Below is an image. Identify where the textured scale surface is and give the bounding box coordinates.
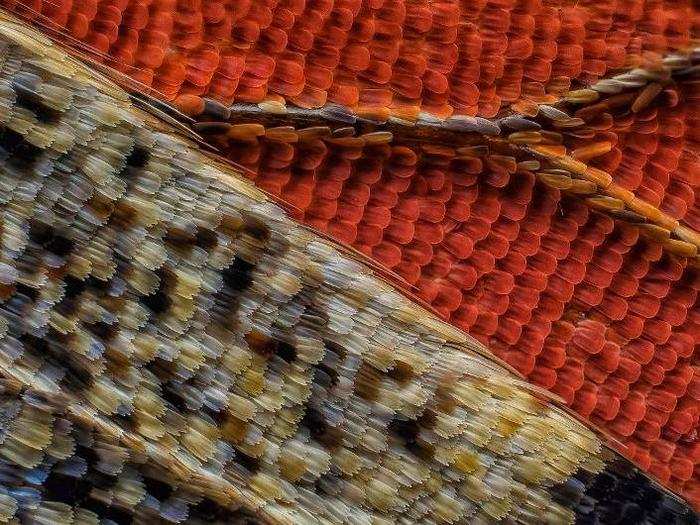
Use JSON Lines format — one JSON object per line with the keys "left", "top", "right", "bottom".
{"left": 0, "top": 13, "right": 694, "bottom": 525}
{"left": 4, "top": 0, "right": 700, "bottom": 508}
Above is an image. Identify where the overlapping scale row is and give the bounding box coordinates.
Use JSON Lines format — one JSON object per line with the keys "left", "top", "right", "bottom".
{"left": 0, "top": 14, "right": 696, "bottom": 525}
{"left": 2, "top": 0, "right": 700, "bottom": 120}
{"left": 154, "top": 55, "right": 700, "bottom": 508}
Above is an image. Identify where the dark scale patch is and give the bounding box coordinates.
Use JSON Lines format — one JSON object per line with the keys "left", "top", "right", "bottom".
{"left": 161, "top": 382, "right": 187, "bottom": 413}
{"left": 45, "top": 233, "right": 74, "bottom": 257}
{"left": 82, "top": 496, "right": 133, "bottom": 525}
{"left": 312, "top": 364, "right": 337, "bottom": 389}
{"left": 387, "top": 360, "right": 414, "bottom": 383}
{"left": 12, "top": 82, "right": 62, "bottom": 123}
{"left": 233, "top": 448, "right": 260, "bottom": 474}
{"left": 222, "top": 257, "right": 255, "bottom": 291}
{"left": 195, "top": 227, "right": 218, "bottom": 250}
{"left": 353, "top": 361, "right": 382, "bottom": 401}
{"left": 324, "top": 340, "right": 347, "bottom": 361}
{"left": 140, "top": 268, "right": 172, "bottom": 314}
{"left": 242, "top": 216, "right": 271, "bottom": 243}
{"left": 301, "top": 406, "right": 328, "bottom": 439}
{"left": 20, "top": 331, "right": 93, "bottom": 390}
{"left": 63, "top": 274, "right": 88, "bottom": 300}
{"left": 14, "top": 282, "right": 38, "bottom": 302}
{"left": 164, "top": 226, "right": 197, "bottom": 253}
{"left": 143, "top": 474, "right": 175, "bottom": 502}
{"left": 244, "top": 331, "right": 296, "bottom": 363}
{"left": 275, "top": 341, "right": 296, "bottom": 363}
{"left": 125, "top": 145, "right": 150, "bottom": 168}
{"left": 43, "top": 471, "right": 94, "bottom": 506}
{"left": 28, "top": 220, "right": 55, "bottom": 246}
{"left": 388, "top": 415, "right": 435, "bottom": 461}
{"left": 89, "top": 321, "right": 118, "bottom": 341}
{"left": 388, "top": 416, "right": 420, "bottom": 445}
{"left": 550, "top": 460, "right": 700, "bottom": 525}
{"left": 0, "top": 127, "right": 43, "bottom": 166}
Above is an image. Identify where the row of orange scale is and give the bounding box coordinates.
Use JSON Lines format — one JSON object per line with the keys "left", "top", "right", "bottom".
{"left": 2, "top": 0, "right": 700, "bottom": 511}
{"left": 4, "top": 0, "right": 699, "bottom": 117}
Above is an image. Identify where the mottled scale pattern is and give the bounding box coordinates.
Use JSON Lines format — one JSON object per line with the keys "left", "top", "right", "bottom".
{"left": 0, "top": 13, "right": 695, "bottom": 525}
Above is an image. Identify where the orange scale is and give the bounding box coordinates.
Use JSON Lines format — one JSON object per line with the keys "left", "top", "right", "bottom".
{"left": 584, "top": 358, "right": 610, "bottom": 384}
{"left": 470, "top": 310, "right": 501, "bottom": 338}
{"left": 624, "top": 257, "right": 651, "bottom": 280}
{"left": 584, "top": 265, "right": 615, "bottom": 289}
{"left": 545, "top": 274, "right": 576, "bottom": 302}
{"left": 306, "top": 198, "right": 338, "bottom": 220}
{"left": 433, "top": 282, "right": 464, "bottom": 313}
{"left": 537, "top": 338, "right": 567, "bottom": 367}
{"left": 647, "top": 388, "right": 680, "bottom": 415}
{"left": 537, "top": 294, "right": 564, "bottom": 321}
{"left": 67, "top": 12, "right": 91, "bottom": 37}
{"left": 413, "top": 220, "right": 444, "bottom": 245}
{"left": 622, "top": 337, "right": 655, "bottom": 365}
{"left": 326, "top": 219, "right": 358, "bottom": 244}
{"left": 492, "top": 315, "right": 523, "bottom": 346}
{"left": 392, "top": 261, "right": 421, "bottom": 284}
{"left": 556, "top": 359, "right": 585, "bottom": 389}
{"left": 477, "top": 232, "right": 509, "bottom": 259}
{"left": 614, "top": 313, "right": 645, "bottom": 340}
{"left": 497, "top": 200, "right": 527, "bottom": 222}
{"left": 518, "top": 321, "right": 552, "bottom": 355}
{"left": 602, "top": 375, "right": 631, "bottom": 401}
{"left": 121, "top": 4, "right": 149, "bottom": 29}
{"left": 504, "top": 301, "right": 534, "bottom": 325}
{"left": 539, "top": 235, "right": 571, "bottom": 260}
{"left": 568, "top": 240, "right": 595, "bottom": 265}
{"left": 572, "top": 383, "right": 599, "bottom": 416}
{"left": 615, "top": 357, "right": 642, "bottom": 383}
{"left": 474, "top": 270, "right": 512, "bottom": 299}
{"left": 610, "top": 414, "right": 639, "bottom": 437}
{"left": 627, "top": 293, "right": 662, "bottom": 319}
{"left": 367, "top": 186, "right": 398, "bottom": 208}
{"left": 665, "top": 333, "right": 695, "bottom": 360}
{"left": 556, "top": 258, "right": 587, "bottom": 284}
{"left": 258, "top": 26, "right": 289, "bottom": 54}
{"left": 519, "top": 268, "right": 548, "bottom": 292}
{"left": 581, "top": 58, "right": 607, "bottom": 77}
{"left": 439, "top": 231, "right": 473, "bottom": 259}
{"left": 530, "top": 366, "right": 558, "bottom": 389}
{"left": 501, "top": 350, "right": 536, "bottom": 376}
{"left": 469, "top": 196, "right": 502, "bottom": 224}
{"left": 315, "top": 179, "right": 344, "bottom": 201}
{"left": 469, "top": 249, "right": 498, "bottom": 277}
{"left": 446, "top": 262, "right": 478, "bottom": 290}
{"left": 388, "top": 197, "right": 418, "bottom": 222}
{"left": 662, "top": 366, "right": 694, "bottom": 396}
{"left": 641, "top": 363, "right": 670, "bottom": 390}
{"left": 355, "top": 223, "right": 384, "bottom": 246}
{"left": 340, "top": 183, "right": 371, "bottom": 207}
{"left": 510, "top": 231, "right": 541, "bottom": 257}
{"left": 498, "top": 251, "right": 527, "bottom": 276}
{"left": 384, "top": 217, "right": 415, "bottom": 244}
{"left": 591, "top": 340, "right": 621, "bottom": 373}
{"left": 416, "top": 199, "right": 445, "bottom": 223}
{"left": 425, "top": 251, "right": 457, "bottom": 279}
{"left": 460, "top": 217, "right": 491, "bottom": 242}
{"left": 669, "top": 456, "right": 695, "bottom": 482}
{"left": 335, "top": 203, "right": 366, "bottom": 224}
{"left": 510, "top": 284, "right": 540, "bottom": 310}
{"left": 85, "top": 30, "right": 113, "bottom": 53}
{"left": 660, "top": 192, "right": 689, "bottom": 219}
{"left": 597, "top": 293, "right": 629, "bottom": 321}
